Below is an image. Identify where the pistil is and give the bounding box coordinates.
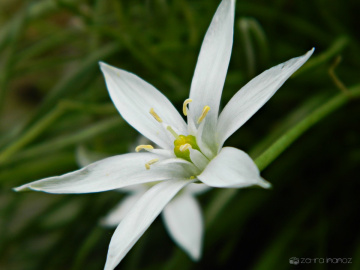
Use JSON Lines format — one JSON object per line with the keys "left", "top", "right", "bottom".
{"left": 179, "top": 143, "right": 192, "bottom": 152}
{"left": 173, "top": 135, "right": 200, "bottom": 162}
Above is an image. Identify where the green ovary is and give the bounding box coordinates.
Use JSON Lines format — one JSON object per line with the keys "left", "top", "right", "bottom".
{"left": 174, "top": 135, "right": 200, "bottom": 162}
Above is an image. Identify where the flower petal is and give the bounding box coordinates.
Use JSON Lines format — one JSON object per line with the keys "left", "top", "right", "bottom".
{"left": 189, "top": 148, "right": 209, "bottom": 172}
{"left": 156, "top": 158, "right": 200, "bottom": 176}
{"left": 101, "top": 192, "right": 146, "bottom": 227}
{"left": 147, "top": 149, "right": 175, "bottom": 158}
{"left": 184, "top": 183, "right": 211, "bottom": 195}
{"left": 117, "top": 184, "right": 146, "bottom": 194}
{"left": 162, "top": 193, "right": 203, "bottom": 261}
{"left": 100, "top": 62, "right": 187, "bottom": 149}
{"left": 198, "top": 147, "right": 271, "bottom": 188}
{"left": 104, "top": 179, "right": 193, "bottom": 270}
{"left": 189, "top": 0, "right": 235, "bottom": 150}
{"left": 195, "top": 119, "right": 216, "bottom": 159}
{"left": 14, "top": 153, "right": 190, "bottom": 194}
{"left": 216, "top": 48, "right": 314, "bottom": 148}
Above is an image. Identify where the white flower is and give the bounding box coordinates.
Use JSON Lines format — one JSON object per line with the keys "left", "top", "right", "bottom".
{"left": 76, "top": 145, "right": 208, "bottom": 260}
{"left": 14, "top": 0, "right": 314, "bottom": 269}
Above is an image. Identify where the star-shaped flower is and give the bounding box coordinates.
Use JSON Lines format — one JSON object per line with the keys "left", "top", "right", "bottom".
{"left": 15, "top": 0, "right": 314, "bottom": 269}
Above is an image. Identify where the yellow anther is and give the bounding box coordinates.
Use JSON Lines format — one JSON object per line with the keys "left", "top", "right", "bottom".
{"left": 179, "top": 143, "right": 192, "bottom": 152}
{"left": 135, "top": 145, "right": 154, "bottom": 152}
{"left": 190, "top": 176, "right": 196, "bottom": 179}
{"left": 182, "top": 99, "right": 193, "bottom": 116}
{"left": 149, "top": 108, "right": 163, "bottom": 123}
{"left": 145, "top": 158, "right": 159, "bottom": 170}
{"left": 197, "top": 105, "right": 210, "bottom": 124}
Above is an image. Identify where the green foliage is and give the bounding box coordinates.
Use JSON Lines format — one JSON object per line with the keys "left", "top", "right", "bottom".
{"left": 0, "top": 0, "right": 359, "bottom": 269}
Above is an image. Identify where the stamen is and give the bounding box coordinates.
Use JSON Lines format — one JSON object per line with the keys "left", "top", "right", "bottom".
{"left": 179, "top": 143, "right": 192, "bottom": 152}
{"left": 135, "top": 145, "right": 154, "bottom": 152}
{"left": 166, "top": 126, "right": 179, "bottom": 139}
{"left": 190, "top": 176, "right": 196, "bottom": 179}
{"left": 145, "top": 158, "right": 159, "bottom": 170}
{"left": 197, "top": 105, "right": 210, "bottom": 124}
{"left": 182, "top": 99, "right": 193, "bottom": 116}
{"left": 149, "top": 108, "right": 163, "bottom": 123}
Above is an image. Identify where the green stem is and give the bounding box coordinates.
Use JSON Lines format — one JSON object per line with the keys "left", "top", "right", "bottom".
{"left": 26, "top": 42, "right": 120, "bottom": 128}
{"left": 0, "top": 99, "right": 119, "bottom": 165}
{"left": 71, "top": 227, "right": 104, "bottom": 270}
{"left": 255, "top": 84, "right": 360, "bottom": 171}
{"left": 11, "top": 117, "right": 121, "bottom": 165}
{"left": 238, "top": 18, "right": 256, "bottom": 77}
{"left": 0, "top": 107, "right": 64, "bottom": 164}
{"left": 13, "top": 31, "right": 75, "bottom": 63}
{"left": 0, "top": 152, "right": 76, "bottom": 185}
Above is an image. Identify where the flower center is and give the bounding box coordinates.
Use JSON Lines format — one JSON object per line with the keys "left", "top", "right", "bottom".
{"left": 140, "top": 100, "right": 210, "bottom": 169}
{"left": 173, "top": 135, "right": 200, "bottom": 162}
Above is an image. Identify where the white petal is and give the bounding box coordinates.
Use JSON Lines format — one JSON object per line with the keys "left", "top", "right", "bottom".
{"left": 147, "top": 149, "right": 175, "bottom": 158}
{"left": 198, "top": 147, "right": 271, "bottom": 188}
{"left": 14, "top": 153, "right": 190, "bottom": 194}
{"left": 101, "top": 192, "right": 146, "bottom": 227}
{"left": 189, "top": 148, "right": 209, "bottom": 172}
{"left": 216, "top": 48, "right": 314, "bottom": 148}
{"left": 184, "top": 183, "right": 211, "bottom": 195}
{"left": 189, "top": 0, "right": 235, "bottom": 149}
{"left": 195, "top": 119, "right": 216, "bottom": 159}
{"left": 100, "top": 62, "right": 187, "bottom": 149}
{"left": 162, "top": 193, "right": 203, "bottom": 261}
{"left": 104, "top": 179, "right": 192, "bottom": 270}
{"left": 117, "top": 184, "right": 146, "bottom": 194}
{"left": 156, "top": 158, "right": 193, "bottom": 166}
{"left": 155, "top": 158, "right": 200, "bottom": 176}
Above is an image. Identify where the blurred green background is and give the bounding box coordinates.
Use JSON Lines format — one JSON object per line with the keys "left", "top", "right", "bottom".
{"left": 0, "top": 0, "right": 359, "bottom": 269}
